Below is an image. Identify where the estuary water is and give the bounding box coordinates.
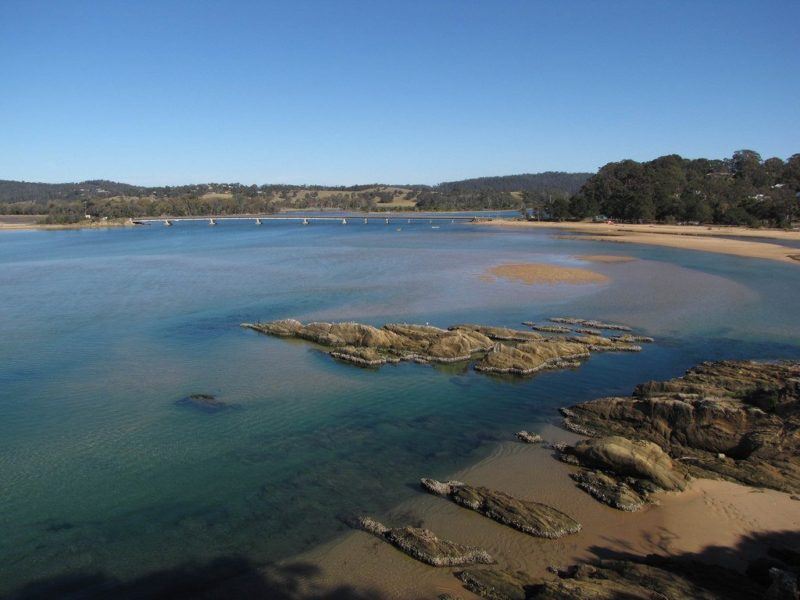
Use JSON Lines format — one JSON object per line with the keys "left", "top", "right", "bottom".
{"left": 1, "top": 219, "right": 799, "bottom": 597}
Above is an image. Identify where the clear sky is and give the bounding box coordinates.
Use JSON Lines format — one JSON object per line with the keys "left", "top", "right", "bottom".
{"left": 2, "top": 1, "right": 798, "bottom": 186}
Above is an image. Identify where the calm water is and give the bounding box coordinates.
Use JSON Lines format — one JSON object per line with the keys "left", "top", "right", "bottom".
{"left": 1, "top": 220, "right": 799, "bottom": 597}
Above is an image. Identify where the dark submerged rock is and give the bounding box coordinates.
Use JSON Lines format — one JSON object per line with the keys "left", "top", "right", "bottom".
{"left": 176, "top": 393, "right": 230, "bottom": 413}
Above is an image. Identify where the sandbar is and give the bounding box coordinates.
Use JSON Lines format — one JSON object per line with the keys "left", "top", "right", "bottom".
{"left": 485, "top": 263, "right": 609, "bottom": 285}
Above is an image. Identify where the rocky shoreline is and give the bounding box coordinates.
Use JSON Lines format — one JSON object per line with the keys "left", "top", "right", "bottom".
{"left": 240, "top": 316, "right": 797, "bottom": 598}
{"left": 561, "top": 360, "right": 800, "bottom": 494}
{"left": 345, "top": 359, "right": 800, "bottom": 599}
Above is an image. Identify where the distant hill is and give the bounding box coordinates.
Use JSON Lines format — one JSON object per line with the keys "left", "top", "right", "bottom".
{"left": 0, "top": 179, "right": 145, "bottom": 204}
{"left": 436, "top": 172, "right": 592, "bottom": 194}
{"left": 0, "top": 171, "right": 592, "bottom": 206}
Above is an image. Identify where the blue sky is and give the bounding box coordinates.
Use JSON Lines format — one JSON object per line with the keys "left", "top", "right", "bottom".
{"left": 1, "top": 1, "right": 798, "bottom": 185}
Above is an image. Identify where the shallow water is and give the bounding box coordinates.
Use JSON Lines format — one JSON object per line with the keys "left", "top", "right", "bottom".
{"left": 1, "top": 219, "right": 799, "bottom": 596}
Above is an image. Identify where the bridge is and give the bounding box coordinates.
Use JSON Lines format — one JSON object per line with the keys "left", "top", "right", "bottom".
{"left": 131, "top": 214, "right": 480, "bottom": 227}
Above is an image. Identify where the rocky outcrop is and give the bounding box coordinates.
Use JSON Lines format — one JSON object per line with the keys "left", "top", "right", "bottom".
{"left": 516, "top": 431, "right": 543, "bottom": 444}
{"left": 573, "top": 328, "right": 604, "bottom": 335}
{"left": 243, "top": 318, "right": 653, "bottom": 378}
{"left": 566, "top": 335, "right": 641, "bottom": 352}
{"left": 561, "top": 436, "right": 688, "bottom": 491}
{"left": 243, "top": 319, "right": 303, "bottom": 337}
{"left": 420, "top": 479, "right": 581, "bottom": 539}
{"left": 243, "top": 320, "right": 494, "bottom": 365}
{"left": 550, "top": 318, "right": 632, "bottom": 331}
{"left": 450, "top": 324, "right": 542, "bottom": 342}
{"left": 357, "top": 517, "right": 494, "bottom": 567}
{"left": 569, "top": 469, "right": 648, "bottom": 512}
{"left": 561, "top": 360, "right": 800, "bottom": 493}
{"left": 557, "top": 436, "right": 686, "bottom": 510}
{"left": 456, "top": 569, "right": 531, "bottom": 600}
{"left": 613, "top": 334, "right": 654, "bottom": 344}
{"left": 328, "top": 346, "right": 400, "bottom": 367}
{"left": 530, "top": 325, "right": 571, "bottom": 334}
{"left": 475, "top": 340, "right": 589, "bottom": 375}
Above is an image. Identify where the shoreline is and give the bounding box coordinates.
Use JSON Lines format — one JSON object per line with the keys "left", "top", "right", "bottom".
{"left": 273, "top": 424, "right": 799, "bottom": 598}
{"left": 0, "top": 218, "right": 133, "bottom": 231}
{"left": 476, "top": 219, "right": 800, "bottom": 264}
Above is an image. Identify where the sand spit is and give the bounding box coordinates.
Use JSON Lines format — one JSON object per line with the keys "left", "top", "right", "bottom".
{"left": 477, "top": 220, "right": 800, "bottom": 264}
{"left": 484, "top": 263, "right": 609, "bottom": 285}
{"left": 0, "top": 215, "right": 134, "bottom": 231}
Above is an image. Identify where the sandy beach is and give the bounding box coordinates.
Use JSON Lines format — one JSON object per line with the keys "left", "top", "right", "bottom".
{"left": 478, "top": 220, "right": 800, "bottom": 264}
{"left": 279, "top": 424, "right": 799, "bottom": 598}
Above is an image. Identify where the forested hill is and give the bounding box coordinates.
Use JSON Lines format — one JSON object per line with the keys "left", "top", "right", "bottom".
{"left": 0, "top": 179, "right": 144, "bottom": 204}
{"left": 436, "top": 171, "right": 591, "bottom": 194}
{"left": 564, "top": 150, "right": 800, "bottom": 227}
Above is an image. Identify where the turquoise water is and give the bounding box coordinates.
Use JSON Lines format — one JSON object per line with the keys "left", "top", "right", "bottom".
{"left": 1, "top": 220, "right": 799, "bottom": 597}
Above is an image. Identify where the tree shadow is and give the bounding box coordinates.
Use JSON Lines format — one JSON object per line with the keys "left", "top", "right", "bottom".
{"left": 584, "top": 529, "right": 800, "bottom": 598}
{"left": 8, "top": 555, "right": 384, "bottom": 600}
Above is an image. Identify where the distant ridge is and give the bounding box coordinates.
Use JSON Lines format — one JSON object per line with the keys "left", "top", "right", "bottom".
{"left": 436, "top": 171, "right": 592, "bottom": 194}
{"left": 0, "top": 172, "right": 592, "bottom": 205}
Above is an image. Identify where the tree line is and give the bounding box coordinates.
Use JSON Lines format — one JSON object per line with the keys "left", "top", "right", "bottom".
{"left": 561, "top": 150, "right": 800, "bottom": 227}
{"left": 1, "top": 152, "right": 797, "bottom": 226}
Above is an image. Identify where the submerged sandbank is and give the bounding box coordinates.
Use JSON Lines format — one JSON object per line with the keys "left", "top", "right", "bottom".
{"left": 484, "top": 263, "right": 609, "bottom": 285}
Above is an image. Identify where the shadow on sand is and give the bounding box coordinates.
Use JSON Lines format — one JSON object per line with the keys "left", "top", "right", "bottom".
{"left": 584, "top": 529, "right": 800, "bottom": 598}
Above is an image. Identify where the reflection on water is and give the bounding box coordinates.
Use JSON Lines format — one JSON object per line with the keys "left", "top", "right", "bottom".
{"left": 0, "top": 221, "right": 799, "bottom": 595}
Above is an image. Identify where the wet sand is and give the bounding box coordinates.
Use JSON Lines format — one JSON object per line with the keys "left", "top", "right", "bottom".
{"left": 479, "top": 220, "right": 800, "bottom": 264}
{"left": 286, "top": 424, "right": 799, "bottom": 598}
{"left": 485, "top": 263, "right": 609, "bottom": 285}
